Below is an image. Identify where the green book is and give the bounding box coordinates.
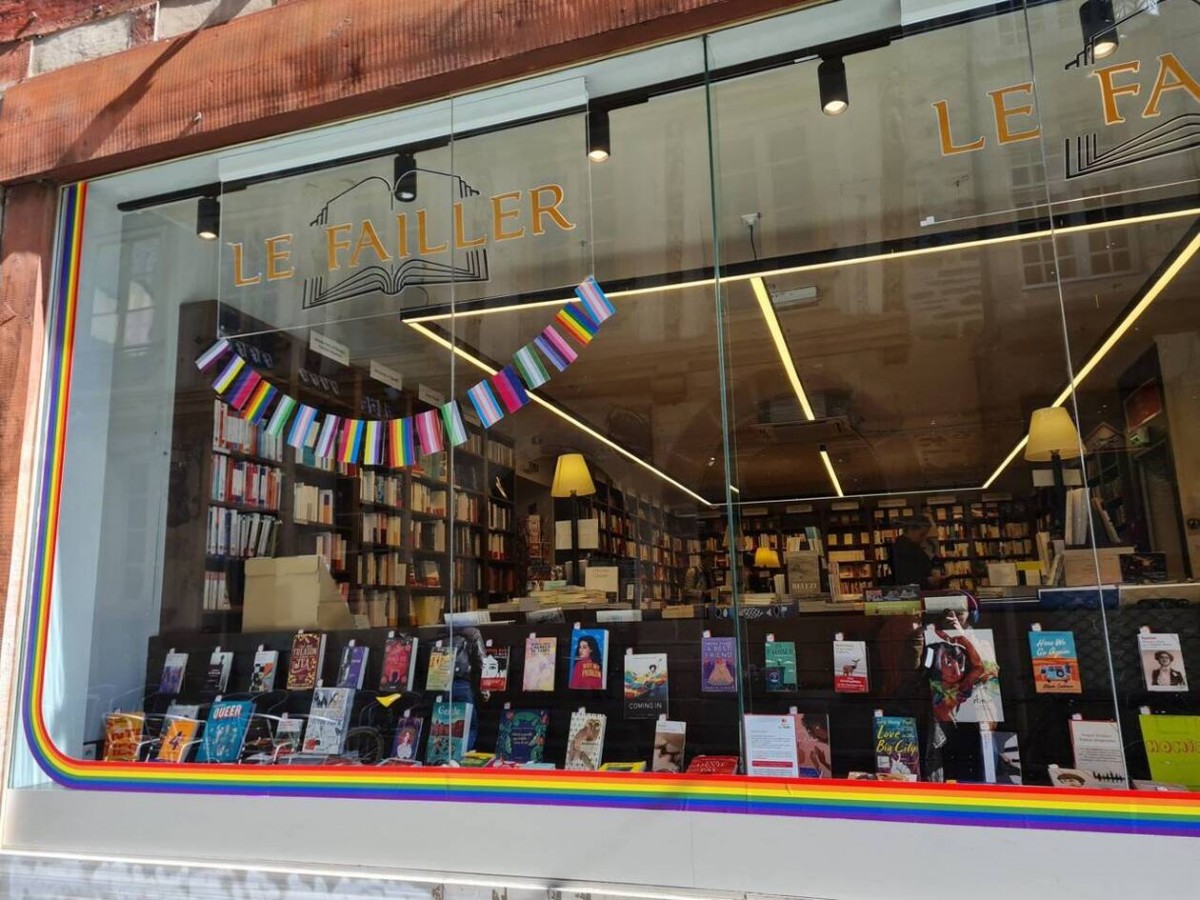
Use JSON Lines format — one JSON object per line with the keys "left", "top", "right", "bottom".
{"left": 764, "top": 641, "right": 797, "bottom": 691}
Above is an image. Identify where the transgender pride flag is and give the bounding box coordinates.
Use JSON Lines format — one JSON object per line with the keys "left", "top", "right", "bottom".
{"left": 467, "top": 380, "right": 504, "bottom": 427}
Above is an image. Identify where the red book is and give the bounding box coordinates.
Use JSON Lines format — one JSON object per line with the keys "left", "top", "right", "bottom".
{"left": 379, "top": 635, "right": 417, "bottom": 692}
{"left": 286, "top": 632, "right": 326, "bottom": 691}
{"left": 686, "top": 755, "right": 739, "bottom": 775}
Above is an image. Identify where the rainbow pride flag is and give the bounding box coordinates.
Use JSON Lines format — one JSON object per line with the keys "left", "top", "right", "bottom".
{"left": 416, "top": 410, "right": 445, "bottom": 456}
{"left": 467, "top": 380, "right": 504, "bottom": 427}
{"left": 287, "top": 404, "right": 319, "bottom": 449}
{"left": 339, "top": 419, "right": 364, "bottom": 464}
{"left": 441, "top": 400, "right": 468, "bottom": 447}
{"left": 195, "top": 338, "right": 231, "bottom": 371}
{"left": 575, "top": 276, "right": 616, "bottom": 323}
{"left": 535, "top": 325, "right": 577, "bottom": 372}
{"left": 243, "top": 381, "right": 277, "bottom": 425}
{"left": 492, "top": 365, "right": 530, "bottom": 413}
{"left": 266, "top": 395, "right": 298, "bottom": 438}
{"left": 555, "top": 302, "right": 599, "bottom": 346}
{"left": 212, "top": 355, "right": 245, "bottom": 394}
{"left": 513, "top": 343, "right": 550, "bottom": 389}
{"left": 363, "top": 420, "right": 383, "bottom": 466}
{"left": 388, "top": 419, "right": 416, "bottom": 468}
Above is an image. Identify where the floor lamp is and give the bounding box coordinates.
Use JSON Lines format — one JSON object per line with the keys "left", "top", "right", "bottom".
{"left": 551, "top": 453, "right": 596, "bottom": 585}
{"left": 1024, "top": 407, "right": 1082, "bottom": 537}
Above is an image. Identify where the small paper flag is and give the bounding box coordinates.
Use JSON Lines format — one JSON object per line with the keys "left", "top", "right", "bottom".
{"left": 513, "top": 343, "right": 550, "bottom": 389}
{"left": 287, "top": 404, "right": 319, "bottom": 449}
{"left": 535, "top": 325, "right": 577, "bottom": 372}
{"left": 492, "top": 365, "right": 529, "bottom": 414}
{"left": 304, "top": 419, "right": 320, "bottom": 449}
{"left": 243, "top": 381, "right": 277, "bottom": 425}
{"left": 195, "top": 339, "right": 231, "bottom": 371}
{"left": 440, "top": 400, "right": 468, "bottom": 448}
{"left": 555, "top": 302, "right": 599, "bottom": 346}
{"left": 467, "top": 380, "right": 504, "bottom": 428}
{"left": 388, "top": 419, "right": 416, "bottom": 468}
{"left": 416, "top": 410, "right": 445, "bottom": 456}
{"left": 363, "top": 420, "right": 383, "bottom": 466}
{"left": 575, "top": 276, "right": 616, "bottom": 323}
{"left": 339, "top": 419, "right": 364, "bottom": 465}
{"left": 212, "top": 355, "right": 245, "bottom": 394}
{"left": 315, "top": 415, "right": 341, "bottom": 459}
{"left": 266, "top": 395, "right": 298, "bottom": 438}
{"left": 228, "top": 368, "right": 263, "bottom": 410}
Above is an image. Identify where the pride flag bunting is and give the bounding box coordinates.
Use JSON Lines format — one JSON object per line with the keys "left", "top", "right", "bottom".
{"left": 228, "top": 369, "right": 263, "bottom": 410}
{"left": 363, "top": 420, "right": 383, "bottom": 466}
{"left": 287, "top": 404, "right": 319, "bottom": 449}
{"left": 212, "top": 356, "right": 245, "bottom": 394}
{"left": 266, "top": 395, "right": 298, "bottom": 438}
{"left": 416, "top": 410, "right": 445, "bottom": 456}
{"left": 535, "top": 326, "right": 577, "bottom": 372}
{"left": 492, "top": 365, "right": 530, "bottom": 414}
{"left": 555, "top": 302, "right": 599, "bottom": 346}
{"left": 388, "top": 419, "right": 416, "bottom": 468}
{"left": 315, "top": 415, "right": 341, "bottom": 459}
{"left": 467, "top": 380, "right": 504, "bottom": 428}
{"left": 513, "top": 343, "right": 550, "bottom": 389}
{"left": 195, "top": 339, "right": 231, "bottom": 371}
{"left": 575, "top": 276, "right": 616, "bottom": 323}
{"left": 339, "top": 419, "right": 365, "bottom": 465}
{"left": 441, "top": 401, "right": 468, "bottom": 448}
{"left": 243, "top": 381, "right": 277, "bottom": 425}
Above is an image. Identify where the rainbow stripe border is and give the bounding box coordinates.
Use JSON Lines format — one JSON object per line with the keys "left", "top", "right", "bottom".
{"left": 16, "top": 182, "right": 1200, "bottom": 837}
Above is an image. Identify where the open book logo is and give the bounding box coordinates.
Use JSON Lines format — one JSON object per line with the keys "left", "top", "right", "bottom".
{"left": 1066, "top": 113, "right": 1200, "bottom": 179}
{"left": 302, "top": 171, "right": 490, "bottom": 310}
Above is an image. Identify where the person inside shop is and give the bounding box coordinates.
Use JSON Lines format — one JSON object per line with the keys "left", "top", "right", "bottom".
{"left": 449, "top": 626, "right": 489, "bottom": 753}
{"left": 684, "top": 550, "right": 717, "bottom": 602}
{"left": 891, "top": 518, "right": 945, "bottom": 589}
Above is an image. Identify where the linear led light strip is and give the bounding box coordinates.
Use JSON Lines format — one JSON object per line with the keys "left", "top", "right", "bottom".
{"left": 405, "top": 321, "right": 713, "bottom": 505}
{"left": 982, "top": 226, "right": 1200, "bottom": 490}
{"left": 405, "top": 206, "right": 1200, "bottom": 324}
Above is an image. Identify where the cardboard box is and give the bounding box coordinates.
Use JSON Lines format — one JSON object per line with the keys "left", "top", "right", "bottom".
{"left": 243, "top": 555, "right": 355, "bottom": 633}
{"left": 1062, "top": 546, "right": 1134, "bottom": 587}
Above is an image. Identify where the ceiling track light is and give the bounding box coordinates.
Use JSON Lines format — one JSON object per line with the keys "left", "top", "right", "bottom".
{"left": 196, "top": 196, "right": 220, "bottom": 240}
{"left": 587, "top": 107, "right": 611, "bottom": 163}
{"left": 818, "top": 56, "right": 849, "bottom": 116}
{"left": 1079, "top": 0, "right": 1119, "bottom": 63}
{"left": 818, "top": 445, "right": 844, "bottom": 498}
{"left": 394, "top": 152, "right": 417, "bottom": 202}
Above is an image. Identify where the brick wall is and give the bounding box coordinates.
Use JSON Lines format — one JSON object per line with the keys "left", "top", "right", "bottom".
{"left": 0, "top": 0, "right": 279, "bottom": 93}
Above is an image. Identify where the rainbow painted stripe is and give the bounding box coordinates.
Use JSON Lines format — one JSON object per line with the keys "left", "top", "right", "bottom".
{"left": 17, "top": 183, "right": 1200, "bottom": 839}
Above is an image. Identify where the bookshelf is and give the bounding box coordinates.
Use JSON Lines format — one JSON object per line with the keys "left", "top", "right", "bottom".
{"left": 162, "top": 299, "right": 520, "bottom": 635}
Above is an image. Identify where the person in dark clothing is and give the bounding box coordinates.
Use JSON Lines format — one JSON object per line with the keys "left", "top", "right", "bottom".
{"left": 891, "top": 519, "right": 945, "bottom": 589}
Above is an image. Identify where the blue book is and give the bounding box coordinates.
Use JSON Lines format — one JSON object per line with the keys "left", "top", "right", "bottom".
{"left": 427, "top": 701, "right": 473, "bottom": 764}
{"left": 336, "top": 643, "right": 369, "bottom": 689}
{"left": 496, "top": 709, "right": 550, "bottom": 763}
{"left": 197, "top": 699, "right": 255, "bottom": 763}
{"left": 567, "top": 628, "right": 609, "bottom": 690}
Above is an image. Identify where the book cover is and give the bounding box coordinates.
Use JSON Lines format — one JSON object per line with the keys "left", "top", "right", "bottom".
{"left": 274, "top": 716, "right": 304, "bottom": 758}
{"left": 1139, "top": 632, "right": 1189, "bottom": 692}
{"left": 923, "top": 625, "right": 1004, "bottom": 724}
{"left": 981, "top": 729, "right": 1022, "bottom": 784}
{"left": 624, "top": 652, "right": 669, "bottom": 718}
{"left": 522, "top": 635, "right": 557, "bottom": 692}
{"left": 103, "top": 712, "right": 144, "bottom": 762}
{"left": 336, "top": 643, "right": 370, "bottom": 690}
{"left": 495, "top": 708, "right": 549, "bottom": 763}
{"left": 1029, "top": 630, "right": 1081, "bottom": 694}
{"left": 460, "top": 751, "right": 496, "bottom": 767}
{"left": 197, "top": 699, "right": 254, "bottom": 763}
{"left": 568, "top": 628, "right": 609, "bottom": 690}
{"left": 426, "top": 644, "right": 454, "bottom": 692}
{"left": 793, "top": 713, "right": 832, "bottom": 778}
{"left": 480, "top": 646, "right": 510, "bottom": 692}
{"left": 159, "top": 651, "right": 188, "bottom": 694}
{"left": 391, "top": 716, "right": 424, "bottom": 761}
{"left": 304, "top": 686, "right": 356, "bottom": 755}
{"left": 686, "top": 755, "right": 739, "bottom": 775}
{"left": 164, "top": 702, "right": 200, "bottom": 721}
{"left": 379, "top": 635, "right": 418, "bottom": 692}
{"left": 651, "top": 719, "right": 686, "bottom": 773}
{"left": 248, "top": 649, "right": 279, "bottom": 693}
{"left": 1048, "top": 765, "right": 1099, "bottom": 788}
{"left": 203, "top": 650, "right": 233, "bottom": 693}
{"left": 427, "top": 701, "right": 473, "bottom": 764}
{"left": 1069, "top": 718, "right": 1128, "bottom": 788}
{"left": 157, "top": 716, "right": 200, "bottom": 762}
{"left": 744, "top": 714, "right": 799, "bottom": 777}
{"left": 833, "top": 640, "right": 869, "bottom": 693}
{"left": 701, "top": 636, "right": 738, "bottom": 693}
{"left": 287, "top": 632, "right": 326, "bottom": 691}
{"left": 565, "top": 709, "right": 607, "bottom": 770}
{"left": 1139, "top": 714, "right": 1200, "bottom": 789}
{"left": 599, "top": 761, "right": 647, "bottom": 772}
{"left": 764, "top": 640, "right": 797, "bottom": 691}
{"left": 873, "top": 715, "right": 920, "bottom": 780}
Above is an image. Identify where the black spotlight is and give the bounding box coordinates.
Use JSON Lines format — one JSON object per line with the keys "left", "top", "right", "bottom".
{"left": 587, "top": 107, "right": 611, "bottom": 162}
{"left": 1079, "top": 0, "right": 1118, "bottom": 61}
{"left": 394, "top": 153, "right": 417, "bottom": 202}
{"left": 196, "top": 196, "right": 220, "bottom": 241}
{"left": 818, "top": 57, "right": 849, "bottom": 116}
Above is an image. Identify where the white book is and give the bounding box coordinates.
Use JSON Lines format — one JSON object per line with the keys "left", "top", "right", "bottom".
{"left": 303, "top": 687, "right": 356, "bottom": 755}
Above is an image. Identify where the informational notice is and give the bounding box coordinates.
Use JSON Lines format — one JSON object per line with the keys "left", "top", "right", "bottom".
{"left": 743, "top": 714, "right": 799, "bottom": 777}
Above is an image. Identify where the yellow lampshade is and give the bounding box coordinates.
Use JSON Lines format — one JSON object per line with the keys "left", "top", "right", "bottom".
{"left": 550, "top": 453, "right": 596, "bottom": 497}
{"left": 753, "top": 547, "right": 781, "bottom": 569}
{"left": 1024, "top": 407, "right": 1082, "bottom": 462}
